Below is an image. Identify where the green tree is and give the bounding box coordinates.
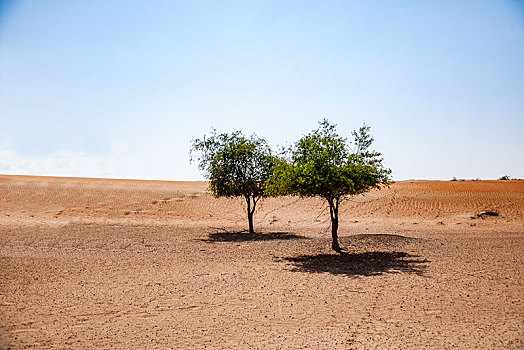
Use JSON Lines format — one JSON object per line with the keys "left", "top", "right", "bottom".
{"left": 267, "top": 119, "right": 391, "bottom": 252}
{"left": 191, "top": 130, "right": 276, "bottom": 233}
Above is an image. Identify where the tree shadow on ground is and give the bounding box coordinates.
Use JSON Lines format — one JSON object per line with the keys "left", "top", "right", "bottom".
{"left": 276, "top": 251, "right": 429, "bottom": 278}
{"left": 201, "top": 231, "right": 308, "bottom": 243}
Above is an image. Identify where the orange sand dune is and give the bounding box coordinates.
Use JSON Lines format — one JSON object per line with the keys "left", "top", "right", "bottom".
{"left": 0, "top": 175, "right": 523, "bottom": 348}
{"left": 1, "top": 175, "right": 522, "bottom": 230}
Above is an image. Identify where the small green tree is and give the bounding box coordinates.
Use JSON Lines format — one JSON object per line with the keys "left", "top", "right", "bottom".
{"left": 191, "top": 130, "right": 275, "bottom": 233}
{"left": 267, "top": 119, "right": 391, "bottom": 253}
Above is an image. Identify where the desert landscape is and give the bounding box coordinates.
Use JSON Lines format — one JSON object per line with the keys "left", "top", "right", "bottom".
{"left": 0, "top": 174, "right": 523, "bottom": 349}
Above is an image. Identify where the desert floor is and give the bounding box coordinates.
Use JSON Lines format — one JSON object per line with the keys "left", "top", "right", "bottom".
{"left": 0, "top": 175, "right": 523, "bottom": 349}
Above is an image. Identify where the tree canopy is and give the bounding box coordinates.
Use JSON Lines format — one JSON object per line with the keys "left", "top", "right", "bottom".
{"left": 191, "top": 130, "right": 276, "bottom": 233}
{"left": 267, "top": 119, "right": 391, "bottom": 252}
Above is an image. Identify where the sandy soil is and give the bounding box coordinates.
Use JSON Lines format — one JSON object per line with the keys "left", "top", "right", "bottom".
{"left": 0, "top": 175, "right": 523, "bottom": 349}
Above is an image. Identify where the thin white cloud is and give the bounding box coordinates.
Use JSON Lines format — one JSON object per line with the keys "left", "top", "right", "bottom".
{"left": 0, "top": 140, "right": 142, "bottom": 179}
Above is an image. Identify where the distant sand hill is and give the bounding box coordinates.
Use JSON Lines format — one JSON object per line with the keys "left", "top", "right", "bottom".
{"left": 1, "top": 175, "right": 522, "bottom": 233}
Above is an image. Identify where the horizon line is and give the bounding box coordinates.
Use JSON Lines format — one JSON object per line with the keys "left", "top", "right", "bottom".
{"left": 1, "top": 173, "right": 520, "bottom": 183}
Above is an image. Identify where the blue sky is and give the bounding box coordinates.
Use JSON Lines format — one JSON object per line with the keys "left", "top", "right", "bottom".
{"left": 1, "top": 0, "right": 523, "bottom": 180}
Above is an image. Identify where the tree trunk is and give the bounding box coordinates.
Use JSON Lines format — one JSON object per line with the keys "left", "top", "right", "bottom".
{"left": 329, "top": 198, "right": 341, "bottom": 253}
{"left": 245, "top": 196, "right": 256, "bottom": 233}
{"left": 247, "top": 209, "right": 254, "bottom": 233}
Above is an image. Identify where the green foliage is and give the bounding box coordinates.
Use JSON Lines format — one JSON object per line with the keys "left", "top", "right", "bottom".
{"left": 498, "top": 175, "right": 511, "bottom": 180}
{"left": 191, "top": 130, "right": 275, "bottom": 199}
{"left": 451, "top": 177, "right": 458, "bottom": 181}
{"left": 267, "top": 119, "right": 391, "bottom": 200}
{"left": 266, "top": 119, "right": 391, "bottom": 252}
{"left": 190, "top": 129, "right": 276, "bottom": 233}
